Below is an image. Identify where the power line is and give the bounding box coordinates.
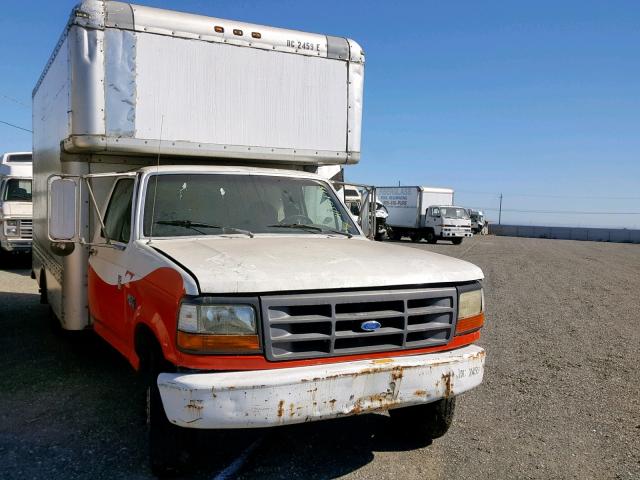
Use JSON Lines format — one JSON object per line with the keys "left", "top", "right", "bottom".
{"left": 457, "top": 190, "right": 640, "bottom": 201}
{"left": 1, "top": 94, "right": 30, "bottom": 109}
{"left": 0, "top": 119, "right": 32, "bottom": 133}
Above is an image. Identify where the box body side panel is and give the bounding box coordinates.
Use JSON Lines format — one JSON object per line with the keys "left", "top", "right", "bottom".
{"left": 377, "top": 187, "right": 421, "bottom": 229}
{"left": 132, "top": 32, "right": 348, "bottom": 154}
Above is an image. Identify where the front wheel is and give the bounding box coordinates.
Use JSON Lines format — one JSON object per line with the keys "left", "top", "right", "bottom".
{"left": 425, "top": 230, "right": 437, "bottom": 244}
{"left": 452, "top": 238, "right": 463, "bottom": 245}
{"left": 389, "top": 397, "right": 456, "bottom": 443}
{"left": 143, "top": 346, "right": 193, "bottom": 476}
{"left": 389, "top": 229, "right": 402, "bottom": 241}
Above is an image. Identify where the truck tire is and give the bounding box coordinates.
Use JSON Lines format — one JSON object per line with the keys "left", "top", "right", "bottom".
{"left": 410, "top": 232, "right": 422, "bottom": 243}
{"left": 389, "top": 397, "right": 456, "bottom": 442}
{"left": 452, "top": 238, "right": 463, "bottom": 245}
{"left": 142, "top": 340, "right": 193, "bottom": 476}
{"left": 425, "top": 230, "right": 437, "bottom": 244}
{"left": 39, "top": 270, "right": 48, "bottom": 305}
{"left": 389, "top": 229, "right": 402, "bottom": 241}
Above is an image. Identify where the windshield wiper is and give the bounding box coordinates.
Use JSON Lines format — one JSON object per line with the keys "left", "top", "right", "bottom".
{"left": 155, "top": 220, "right": 254, "bottom": 238}
{"left": 269, "top": 223, "right": 353, "bottom": 238}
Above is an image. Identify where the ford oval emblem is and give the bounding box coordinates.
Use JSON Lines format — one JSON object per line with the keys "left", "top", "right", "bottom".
{"left": 361, "top": 320, "right": 381, "bottom": 332}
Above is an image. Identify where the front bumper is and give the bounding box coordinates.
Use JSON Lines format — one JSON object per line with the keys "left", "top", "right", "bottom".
{"left": 0, "top": 238, "right": 32, "bottom": 252}
{"left": 158, "top": 344, "right": 485, "bottom": 429}
{"left": 442, "top": 229, "right": 473, "bottom": 238}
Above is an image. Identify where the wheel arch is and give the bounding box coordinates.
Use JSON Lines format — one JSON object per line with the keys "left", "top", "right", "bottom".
{"left": 134, "top": 322, "right": 172, "bottom": 373}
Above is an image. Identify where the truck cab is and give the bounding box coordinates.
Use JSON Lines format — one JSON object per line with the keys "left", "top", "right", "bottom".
{"left": 343, "top": 185, "right": 362, "bottom": 217}
{"left": 468, "top": 209, "right": 485, "bottom": 234}
{"left": 0, "top": 152, "right": 33, "bottom": 254}
{"left": 48, "top": 163, "right": 485, "bottom": 473}
{"left": 424, "top": 205, "right": 473, "bottom": 244}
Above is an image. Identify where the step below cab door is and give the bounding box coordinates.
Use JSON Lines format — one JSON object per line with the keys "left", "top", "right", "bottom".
{"left": 88, "top": 178, "right": 136, "bottom": 355}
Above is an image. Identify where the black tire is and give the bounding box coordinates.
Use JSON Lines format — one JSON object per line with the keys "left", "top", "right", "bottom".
{"left": 452, "top": 238, "right": 463, "bottom": 245}
{"left": 39, "top": 271, "right": 49, "bottom": 304}
{"left": 425, "top": 230, "right": 437, "bottom": 244}
{"left": 389, "top": 397, "right": 456, "bottom": 442}
{"left": 389, "top": 229, "right": 402, "bottom": 241}
{"left": 410, "top": 232, "right": 422, "bottom": 243}
{"left": 143, "top": 341, "right": 193, "bottom": 477}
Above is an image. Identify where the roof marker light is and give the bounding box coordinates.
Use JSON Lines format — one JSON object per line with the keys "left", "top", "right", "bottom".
{"left": 233, "top": 29, "right": 243, "bottom": 36}
{"left": 251, "top": 32, "right": 261, "bottom": 39}
{"left": 214, "top": 26, "right": 224, "bottom": 33}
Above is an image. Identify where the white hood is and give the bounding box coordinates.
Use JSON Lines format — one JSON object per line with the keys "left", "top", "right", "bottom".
{"left": 153, "top": 236, "right": 483, "bottom": 294}
{"left": 1, "top": 202, "right": 32, "bottom": 218}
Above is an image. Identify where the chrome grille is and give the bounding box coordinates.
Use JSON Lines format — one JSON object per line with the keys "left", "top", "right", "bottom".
{"left": 19, "top": 219, "right": 33, "bottom": 239}
{"left": 262, "top": 287, "right": 457, "bottom": 361}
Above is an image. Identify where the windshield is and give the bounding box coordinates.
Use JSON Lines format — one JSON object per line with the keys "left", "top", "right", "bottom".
{"left": 6, "top": 154, "right": 32, "bottom": 163}
{"left": 440, "top": 207, "right": 469, "bottom": 219}
{"left": 3, "top": 179, "right": 32, "bottom": 201}
{"left": 143, "top": 173, "right": 359, "bottom": 237}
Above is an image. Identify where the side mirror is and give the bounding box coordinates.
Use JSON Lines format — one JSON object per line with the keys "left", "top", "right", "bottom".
{"left": 48, "top": 177, "right": 79, "bottom": 255}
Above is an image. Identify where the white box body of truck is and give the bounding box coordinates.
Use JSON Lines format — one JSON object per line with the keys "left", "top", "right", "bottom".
{"left": 0, "top": 152, "right": 33, "bottom": 252}
{"left": 33, "top": 2, "right": 485, "bottom": 473}
{"left": 378, "top": 186, "right": 472, "bottom": 244}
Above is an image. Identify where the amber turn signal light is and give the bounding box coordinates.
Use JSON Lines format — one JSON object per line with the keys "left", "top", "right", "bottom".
{"left": 455, "top": 312, "right": 484, "bottom": 336}
{"left": 177, "top": 331, "right": 260, "bottom": 353}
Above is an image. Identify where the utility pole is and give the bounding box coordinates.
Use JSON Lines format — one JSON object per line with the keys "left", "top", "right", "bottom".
{"left": 498, "top": 193, "right": 503, "bottom": 225}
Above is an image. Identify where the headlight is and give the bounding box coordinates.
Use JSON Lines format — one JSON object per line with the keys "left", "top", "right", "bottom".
{"left": 177, "top": 302, "right": 260, "bottom": 353}
{"left": 4, "top": 220, "right": 19, "bottom": 236}
{"left": 455, "top": 285, "right": 485, "bottom": 335}
{"left": 458, "top": 289, "right": 482, "bottom": 319}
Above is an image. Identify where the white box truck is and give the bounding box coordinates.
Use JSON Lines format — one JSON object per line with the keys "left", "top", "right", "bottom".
{"left": 378, "top": 186, "right": 473, "bottom": 244}
{"left": 33, "top": 2, "right": 486, "bottom": 474}
{"left": 0, "top": 152, "right": 33, "bottom": 254}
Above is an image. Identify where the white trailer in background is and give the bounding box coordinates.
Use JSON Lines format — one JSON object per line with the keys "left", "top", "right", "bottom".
{"left": 377, "top": 186, "right": 472, "bottom": 244}
{"left": 32, "top": 1, "right": 486, "bottom": 474}
{"left": 0, "top": 152, "right": 33, "bottom": 253}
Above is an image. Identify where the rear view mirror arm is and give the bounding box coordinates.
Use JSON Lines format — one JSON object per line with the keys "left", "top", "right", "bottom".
{"left": 82, "top": 176, "right": 111, "bottom": 245}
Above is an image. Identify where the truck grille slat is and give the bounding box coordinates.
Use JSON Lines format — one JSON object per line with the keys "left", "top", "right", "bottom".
{"left": 18, "top": 219, "right": 33, "bottom": 239}
{"left": 406, "top": 322, "right": 453, "bottom": 332}
{"left": 334, "top": 310, "right": 406, "bottom": 321}
{"left": 262, "top": 287, "right": 457, "bottom": 361}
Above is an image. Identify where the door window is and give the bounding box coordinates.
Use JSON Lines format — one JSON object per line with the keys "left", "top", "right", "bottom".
{"left": 103, "top": 179, "right": 135, "bottom": 243}
{"left": 3, "top": 179, "right": 32, "bottom": 201}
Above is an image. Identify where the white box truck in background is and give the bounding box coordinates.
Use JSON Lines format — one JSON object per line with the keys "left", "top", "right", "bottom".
{"left": 0, "top": 152, "right": 33, "bottom": 254}
{"left": 378, "top": 186, "right": 472, "bottom": 244}
{"left": 32, "top": 2, "right": 486, "bottom": 474}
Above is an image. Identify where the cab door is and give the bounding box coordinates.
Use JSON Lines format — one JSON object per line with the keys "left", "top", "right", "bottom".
{"left": 88, "top": 178, "right": 136, "bottom": 355}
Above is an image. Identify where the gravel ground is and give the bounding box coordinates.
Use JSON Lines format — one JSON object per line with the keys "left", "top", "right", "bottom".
{"left": 0, "top": 235, "right": 638, "bottom": 479}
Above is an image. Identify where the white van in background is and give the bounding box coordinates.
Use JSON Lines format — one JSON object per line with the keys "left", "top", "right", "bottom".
{"left": 0, "top": 152, "right": 33, "bottom": 254}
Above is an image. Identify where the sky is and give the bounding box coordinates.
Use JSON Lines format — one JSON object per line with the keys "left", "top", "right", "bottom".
{"left": 1, "top": 0, "right": 639, "bottom": 228}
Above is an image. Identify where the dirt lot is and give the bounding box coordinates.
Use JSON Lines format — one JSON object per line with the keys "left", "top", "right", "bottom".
{"left": 0, "top": 235, "right": 638, "bottom": 479}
